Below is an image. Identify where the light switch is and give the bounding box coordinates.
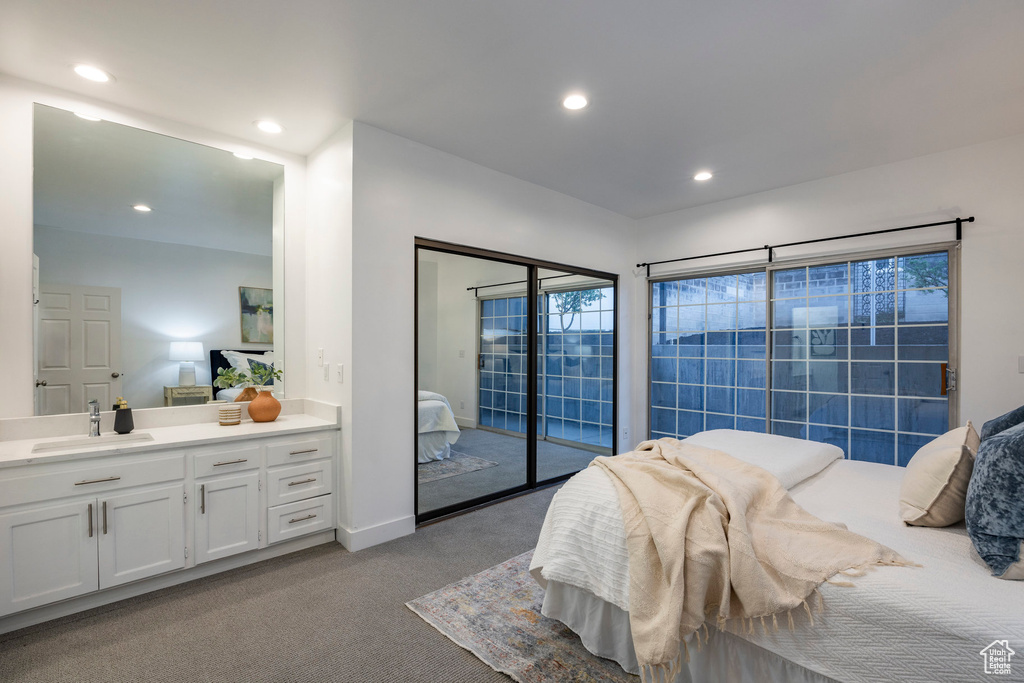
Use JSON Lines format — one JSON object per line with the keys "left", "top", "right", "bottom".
{"left": 317, "top": 348, "right": 324, "bottom": 367}
{"left": 459, "top": 350, "right": 465, "bottom": 358}
{"left": 323, "top": 363, "right": 330, "bottom": 381}
{"left": 337, "top": 364, "right": 344, "bottom": 384}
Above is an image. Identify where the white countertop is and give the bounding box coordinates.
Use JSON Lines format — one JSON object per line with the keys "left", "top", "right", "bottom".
{"left": 0, "top": 412, "right": 339, "bottom": 469}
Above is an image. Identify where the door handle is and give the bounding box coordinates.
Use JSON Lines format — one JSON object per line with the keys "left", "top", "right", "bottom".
{"left": 478, "top": 354, "right": 485, "bottom": 369}
{"left": 35, "top": 379, "right": 48, "bottom": 387}
{"left": 102, "top": 501, "right": 108, "bottom": 535}
{"left": 200, "top": 484, "right": 206, "bottom": 514}
{"left": 111, "top": 372, "right": 121, "bottom": 378}
{"left": 88, "top": 503, "right": 93, "bottom": 538}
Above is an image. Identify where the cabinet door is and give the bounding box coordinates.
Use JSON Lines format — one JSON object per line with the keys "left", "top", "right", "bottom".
{"left": 0, "top": 500, "right": 98, "bottom": 617}
{"left": 98, "top": 484, "right": 186, "bottom": 589}
{"left": 195, "top": 472, "right": 260, "bottom": 564}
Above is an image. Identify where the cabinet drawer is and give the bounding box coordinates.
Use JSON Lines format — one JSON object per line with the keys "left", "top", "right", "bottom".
{"left": 266, "top": 459, "right": 333, "bottom": 507}
{"left": 265, "top": 434, "right": 333, "bottom": 468}
{"left": 193, "top": 444, "right": 261, "bottom": 479}
{"left": 267, "top": 494, "right": 333, "bottom": 545}
{"left": 0, "top": 453, "right": 185, "bottom": 509}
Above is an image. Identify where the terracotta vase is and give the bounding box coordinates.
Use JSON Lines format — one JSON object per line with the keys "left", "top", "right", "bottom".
{"left": 234, "top": 386, "right": 259, "bottom": 402}
{"left": 248, "top": 388, "right": 281, "bottom": 422}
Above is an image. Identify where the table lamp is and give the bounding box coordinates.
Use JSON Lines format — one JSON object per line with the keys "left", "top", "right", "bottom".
{"left": 169, "top": 341, "right": 204, "bottom": 386}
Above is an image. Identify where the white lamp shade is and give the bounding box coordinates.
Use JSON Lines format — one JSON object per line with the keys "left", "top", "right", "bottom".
{"left": 169, "top": 341, "right": 205, "bottom": 361}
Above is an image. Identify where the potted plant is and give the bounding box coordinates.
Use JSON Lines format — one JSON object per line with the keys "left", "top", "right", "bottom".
{"left": 214, "top": 363, "right": 283, "bottom": 422}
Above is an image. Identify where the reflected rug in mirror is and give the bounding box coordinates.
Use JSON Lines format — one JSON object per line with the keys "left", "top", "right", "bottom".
{"left": 417, "top": 452, "right": 499, "bottom": 484}
{"left": 406, "top": 551, "right": 635, "bottom": 682}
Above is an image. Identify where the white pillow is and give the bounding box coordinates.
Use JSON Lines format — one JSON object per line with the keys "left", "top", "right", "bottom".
{"left": 899, "top": 421, "right": 980, "bottom": 527}
{"left": 682, "top": 429, "right": 843, "bottom": 489}
{"left": 220, "top": 350, "right": 274, "bottom": 384}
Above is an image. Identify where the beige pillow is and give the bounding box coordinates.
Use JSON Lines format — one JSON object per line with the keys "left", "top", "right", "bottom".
{"left": 899, "top": 421, "right": 981, "bottom": 527}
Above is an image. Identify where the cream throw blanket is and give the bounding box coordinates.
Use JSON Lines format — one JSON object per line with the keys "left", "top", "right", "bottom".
{"left": 591, "top": 438, "right": 911, "bottom": 682}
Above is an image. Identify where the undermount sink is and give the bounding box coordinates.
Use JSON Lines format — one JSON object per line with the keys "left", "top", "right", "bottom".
{"left": 31, "top": 432, "right": 155, "bottom": 453}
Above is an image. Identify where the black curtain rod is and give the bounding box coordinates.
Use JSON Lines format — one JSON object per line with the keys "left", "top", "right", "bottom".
{"left": 466, "top": 272, "right": 581, "bottom": 296}
{"left": 636, "top": 216, "right": 973, "bottom": 277}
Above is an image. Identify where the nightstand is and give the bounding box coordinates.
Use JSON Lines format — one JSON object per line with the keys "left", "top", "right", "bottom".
{"left": 164, "top": 385, "right": 214, "bottom": 406}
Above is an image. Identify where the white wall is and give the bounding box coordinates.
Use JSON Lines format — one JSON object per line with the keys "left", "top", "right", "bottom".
{"left": 35, "top": 226, "right": 272, "bottom": 408}
{"left": 634, "top": 132, "right": 1024, "bottom": 436}
{"left": 308, "top": 122, "right": 635, "bottom": 549}
{"left": 0, "top": 75, "right": 307, "bottom": 417}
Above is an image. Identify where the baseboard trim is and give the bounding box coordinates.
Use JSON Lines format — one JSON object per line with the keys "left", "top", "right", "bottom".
{"left": 454, "top": 416, "right": 477, "bottom": 430}
{"left": 0, "top": 530, "right": 336, "bottom": 636}
{"left": 337, "top": 515, "right": 415, "bottom": 552}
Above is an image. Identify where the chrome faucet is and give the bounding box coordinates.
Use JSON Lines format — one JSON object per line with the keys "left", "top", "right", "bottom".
{"left": 88, "top": 400, "right": 101, "bottom": 437}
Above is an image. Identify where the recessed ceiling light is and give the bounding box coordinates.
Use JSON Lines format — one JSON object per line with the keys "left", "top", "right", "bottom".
{"left": 694, "top": 171, "right": 713, "bottom": 181}
{"left": 255, "top": 120, "right": 283, "bottom": 134}
{"left": 562, "top": 94, "right": 588, "bottom": 110}
{"left": 133, "top": 204, "right": 152, "bottom": 213}
{"left": 73, "top": 64, "right": 113, "bottom": 83}
{"left": 74, "top": 112, "right": 103, "bottom": 122}
{"left": 233, "top": 152, "right": 254, "bottom": 160}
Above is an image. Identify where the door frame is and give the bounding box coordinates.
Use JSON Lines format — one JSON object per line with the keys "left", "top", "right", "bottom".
{"left": 414, "top": 237, "right": 618, "bottom": 524}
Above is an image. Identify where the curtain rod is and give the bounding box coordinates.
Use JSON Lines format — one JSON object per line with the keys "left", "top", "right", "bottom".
{"left": 466, "top": 273, "right": 580, "bottom": 297}
{"left": 636, "top": 216, "right": 973, "bottom": 278}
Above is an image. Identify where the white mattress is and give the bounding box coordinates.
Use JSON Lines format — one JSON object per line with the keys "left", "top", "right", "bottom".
{"left": 533, "top": 455, "right": 1024, "bottom": 682}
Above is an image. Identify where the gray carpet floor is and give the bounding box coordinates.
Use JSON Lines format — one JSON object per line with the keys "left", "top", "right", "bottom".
{"left": 0, "top": 485, "right": 560, "bottom": 683}
{"left": 417, "top": 428, "right": 596, "bottom": 515}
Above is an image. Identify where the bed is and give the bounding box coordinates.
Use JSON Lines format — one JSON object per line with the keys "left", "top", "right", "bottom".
{"left": 418, "top": 390, "right": 461, "bottom": 463}
{"left": 210, "top": 348, "right": 274, "bottom": 401}
{"left": 530, "top": 429, "right": 1024, "bottom": 683}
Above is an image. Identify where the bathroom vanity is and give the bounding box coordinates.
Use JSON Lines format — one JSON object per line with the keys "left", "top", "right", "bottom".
{"left": 0, "top": 399, "right": 340, "bottom": 633}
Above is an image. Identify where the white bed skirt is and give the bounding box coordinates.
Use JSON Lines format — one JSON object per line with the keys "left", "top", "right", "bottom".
{"left": 417, "top": 431, "right": 452, "bottom": 464}
{"left": 541, "top": 580, "right": 839, "bottom": 683}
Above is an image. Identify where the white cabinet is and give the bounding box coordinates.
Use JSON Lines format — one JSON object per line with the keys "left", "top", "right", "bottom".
{"left": 194, "top": 471, "right": 260, "bottom": 564}
{"left": 98, "top": 484, "right": 185, "bottom": 588}
{"left": 0, "top": 500, "right": 98, "bottom": 616}
{"left": 0, "top": 479, "right": 186, "bottom": 617}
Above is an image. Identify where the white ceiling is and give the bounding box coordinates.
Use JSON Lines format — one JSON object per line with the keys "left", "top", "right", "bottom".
{"left": 4, "top": 0, "right": 1024, "bottom": 219}
{"left": 34, "top": 104, "right": 281, "bottom": 255}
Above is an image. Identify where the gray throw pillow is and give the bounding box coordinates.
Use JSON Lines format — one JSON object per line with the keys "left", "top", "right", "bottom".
{"left": 981, "top": 404, "right": 1024, "bottom": 441}
{"left": 965, "top": 421, "right": 1024, "bottom": 579}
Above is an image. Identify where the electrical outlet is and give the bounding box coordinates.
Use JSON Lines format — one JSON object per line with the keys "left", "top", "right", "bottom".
{"left": 337, "top": 364, "right": 344, "bottom": 384}
{"left": 460, "top": 400, "right": 465, "bottom": 409}
{"left": 459, "top": 349, "right": 465, "bottom": 358}
{"left": 317, "top": 348, "right": 324, "bottom": 367}
{"left": 323, "top": 363, "right": 330, "bottom": 381}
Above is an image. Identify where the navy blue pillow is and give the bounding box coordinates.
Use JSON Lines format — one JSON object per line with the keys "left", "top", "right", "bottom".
{"left": 981, "top": 404, "right": 1024, "bottom": 441}
{"left": 965, "top": 421, "right": 1024, "bottom": 579}
{"left": 247, "top": 358, "right": 275, "bottom": 386}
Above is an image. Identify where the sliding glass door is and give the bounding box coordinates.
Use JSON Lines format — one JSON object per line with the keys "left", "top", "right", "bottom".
{"left": 649, "top": 246, "right": 956, "bottom": 466}
{"left": 416, "top": 240, "right": 617, "bottom": 523}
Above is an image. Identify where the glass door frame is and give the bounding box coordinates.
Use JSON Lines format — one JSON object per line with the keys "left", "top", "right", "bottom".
{"left": 646, "top": 240, "right": 960, "bottom": 452}
{"left": 415, "top": 237, "right": 618, "bottom": 524}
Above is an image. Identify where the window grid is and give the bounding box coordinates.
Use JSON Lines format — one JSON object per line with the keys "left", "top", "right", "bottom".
{"left": 650, "top": 251, "right": 951, "bottom": 466}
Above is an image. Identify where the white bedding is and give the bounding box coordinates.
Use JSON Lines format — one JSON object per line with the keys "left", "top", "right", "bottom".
{"left": 531, "top": 432, "right": 1024, "bottom": 683}
{"left": 417, "top": 390, "right": 461, "bottom": 464}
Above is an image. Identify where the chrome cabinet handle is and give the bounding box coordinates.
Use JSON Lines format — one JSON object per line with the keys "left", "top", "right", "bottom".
{"left": 75, "top": 476, "right": 121, "bottom": 486}
{"left": 213, "top": 458, "right": 248, "bottom": 467}
{"left": 102, "top": 501, "right": 108, "bottom": 535}
{"left": 200, "top": 484, "right": 206, "bottom": 514}
{"left": 287, "top": 478, "right": 317, "bottom": 487}
{"left": 288, "top": 514, "right": 317, "bottom": 524}
{"left": 288, "top": 448, "right": 318, "bottom": 456}
{"left": 88, "top": 503, "right": 93, "bottom": 538}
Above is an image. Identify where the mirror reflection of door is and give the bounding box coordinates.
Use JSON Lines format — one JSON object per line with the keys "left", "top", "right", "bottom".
{"left": 415, "top": 241, "right": 617, "bottom": 523}
{"left": 417, "top": 250, "right": 528, "bottom": 519}
{"left": 36, "top": 284, "right": 123, "bottom": 415}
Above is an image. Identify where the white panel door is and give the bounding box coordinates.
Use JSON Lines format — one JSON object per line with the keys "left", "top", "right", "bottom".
{"left": 98, "top": 484, "right": 186, "bottom": 589}
{"left": 194, "top": 472, "right": 261, "bottom": 564}
{"left": 0, "top": 500, "right": 98, "bottom": 617}
{"left": 37, "top": 284, "right": 122, "bottom": 415}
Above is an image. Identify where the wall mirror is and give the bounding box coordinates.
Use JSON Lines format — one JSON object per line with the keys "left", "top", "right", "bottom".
{"left": 32, "top": 104, "right": 285, "bottom": 414}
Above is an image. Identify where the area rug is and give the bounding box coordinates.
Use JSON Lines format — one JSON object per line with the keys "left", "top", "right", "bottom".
{"left": 406, "top": 551, "right": 636, "bottom": 682}
{"left": 417, "top": 452, "right": 499, "bottom": 484}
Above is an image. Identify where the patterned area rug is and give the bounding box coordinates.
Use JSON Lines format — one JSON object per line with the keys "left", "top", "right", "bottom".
{"left": 406, "top": 551, "right": 636, "bottom": 682}
{"left": 418, "top": 452, "right": 499, "bottom": 484}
